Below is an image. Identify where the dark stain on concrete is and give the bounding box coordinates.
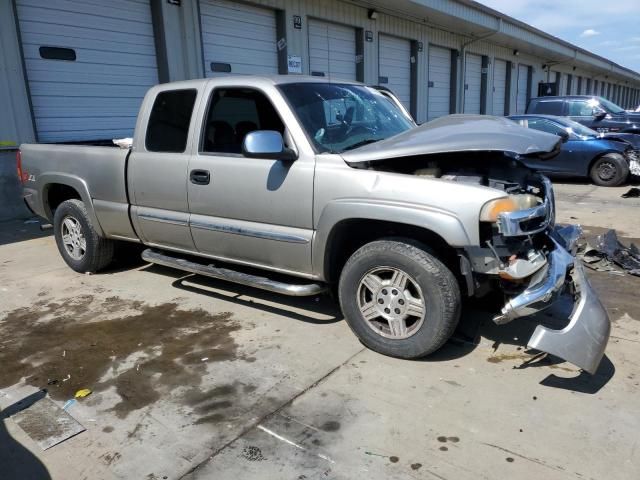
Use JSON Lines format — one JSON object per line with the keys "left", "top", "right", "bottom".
{"left": 411, "top": 463, "right": 422, "bottom": 470}
{"left": 389, "top": 456, "right": 399, "bottom": 463}
{"left": 241, "top": 445, "right": 265, "bottom": 461}
{"left": 439, "top": 446, "right": 448, "bottom": 451}
{"left": 102, "top": 426, "right": 114, "bottom": 433}
{"left": 320, "top": 421, "right": 340, "bottom": 432}
{"left": 0, "top": 296, "right": 241, "bottom": 418}
{"left": 506, "top": 457, "right": 515, "bottom": 463}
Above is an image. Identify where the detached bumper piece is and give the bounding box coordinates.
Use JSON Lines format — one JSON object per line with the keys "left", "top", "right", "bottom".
{"left": 494, "top": 225, "right": 610, "bottom": 374}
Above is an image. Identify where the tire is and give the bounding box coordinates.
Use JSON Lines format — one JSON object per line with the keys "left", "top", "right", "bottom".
{"left": 589, "top": 153, "right": 629, "bottom": 187}
{"left": 53, "top": 199, "right": 114, "bottom": 273}
{"left": 338, "top": 239, "right": 461, "bottom": 359}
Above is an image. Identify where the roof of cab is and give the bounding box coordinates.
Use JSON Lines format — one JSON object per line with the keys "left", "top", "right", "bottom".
{"left": 152, "top": 75, "right": 364, "bottom": 91}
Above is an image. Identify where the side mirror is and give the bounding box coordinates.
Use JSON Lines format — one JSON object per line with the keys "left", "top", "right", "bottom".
{"left": 558, "top": 130, "right": 570, "bottom": 142}
{"left": 242, "top": 131, "right": 297, "bottom": 161}
{"left": 593, "top": 110, "right": 606, "bottom": 121}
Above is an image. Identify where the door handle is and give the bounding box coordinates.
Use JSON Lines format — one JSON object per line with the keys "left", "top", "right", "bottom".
{"left": 190, "top": 169, "right": 210, "bottom": 185}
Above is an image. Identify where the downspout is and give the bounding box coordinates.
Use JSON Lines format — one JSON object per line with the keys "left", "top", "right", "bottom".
{"left": 458, "top": 18, "right": 501, "bottom": 113}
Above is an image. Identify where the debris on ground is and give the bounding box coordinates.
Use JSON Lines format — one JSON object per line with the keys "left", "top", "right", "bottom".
{"left": 621, "top": 187, "right": 640, "bottom": 198}
{"left": 74, "top": 388, "right": 92, "bottom": 399}
{"left": 578, "top": 229, "right": 640, "bottom": 276}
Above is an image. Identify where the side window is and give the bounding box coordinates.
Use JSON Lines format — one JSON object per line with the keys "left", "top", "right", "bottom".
{"left": 568, "top": 101, "right": 596, "bottom": 116}
{"left": 202, "top": 88, "right": 285, "bottom": 154}
{"left": 146, "top": 89, "right": 197, "bottom": 152}
{"left": 530, "top": 100, "right": 563, "bottom": 115}
{"left": 527, "top": 119, "right": 564, "bottom": 136}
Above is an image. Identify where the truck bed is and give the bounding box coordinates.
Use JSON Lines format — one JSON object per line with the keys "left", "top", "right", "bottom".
{"left": 20, "top": 143, "right": 135, "bottom": 240}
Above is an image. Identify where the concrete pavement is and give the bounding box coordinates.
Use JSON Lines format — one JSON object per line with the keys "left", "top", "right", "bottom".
{"left": 1, "top": 182, "right": 638, "bottom": 480}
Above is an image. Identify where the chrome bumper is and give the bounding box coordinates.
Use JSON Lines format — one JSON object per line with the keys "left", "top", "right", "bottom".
{"left": 494, "top": 225, "right": 611, "bottom": 374}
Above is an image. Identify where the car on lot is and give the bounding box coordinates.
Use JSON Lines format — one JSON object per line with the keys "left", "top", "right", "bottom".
{"left": 509, "top": 114, "right": 639, "bottom": 186}
{"left": 526, "top": 95, "right": 640, "bottom": 134}
{"left": 17, "top": 76, "right": 610, "bottom": 374}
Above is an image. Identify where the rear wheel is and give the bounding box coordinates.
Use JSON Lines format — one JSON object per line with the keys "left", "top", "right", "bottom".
{"left": 53, "top": 199, "right": 114, "bottom": 273}
{"left": 589, "top": 153, "right": 629, "bottom": 187}
{"left": 338, "top": 239, "right": 461, "bottom": 359}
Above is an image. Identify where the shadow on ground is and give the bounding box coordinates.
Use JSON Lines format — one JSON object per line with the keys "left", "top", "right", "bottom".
{"left": 159, "top": 268, "right": 615, "bottom": 394}
{"left": 0, "top": 218, "right": 52, "bottom": 247}
{"left": 0, "top": 390, "right": 52, "bottom": 480}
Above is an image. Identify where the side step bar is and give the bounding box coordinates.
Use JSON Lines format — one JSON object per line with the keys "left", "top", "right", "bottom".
{"left": 141, "top": 249, "right": 327, "bottom": 297}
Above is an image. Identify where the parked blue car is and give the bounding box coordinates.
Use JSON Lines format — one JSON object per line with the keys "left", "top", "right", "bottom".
{"left": 509, "top": 114, "right": 639, "bottom": 186}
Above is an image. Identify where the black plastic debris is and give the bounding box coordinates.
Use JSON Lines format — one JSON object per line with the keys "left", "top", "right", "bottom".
{"left": 621, "top": 187, "right": 640, "bottom": 198}
{"left": 594, "top": 230, "right": 640, "bottom": 276}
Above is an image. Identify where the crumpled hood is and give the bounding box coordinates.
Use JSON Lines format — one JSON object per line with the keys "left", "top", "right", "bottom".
{"left": 341, "top": 114, "right": 561, "bottom": 164}
{"left": 603, "top": 132, "right": 640, "bottom": 149}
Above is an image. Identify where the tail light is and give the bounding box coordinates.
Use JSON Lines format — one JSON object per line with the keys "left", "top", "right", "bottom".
{"left": 16, "top": 149, "right": 27, "bottom": 184}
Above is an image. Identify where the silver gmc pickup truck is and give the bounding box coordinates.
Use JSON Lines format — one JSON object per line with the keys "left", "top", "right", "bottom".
{"left": 19, "top": 76, "right": 610, "bottom": 373}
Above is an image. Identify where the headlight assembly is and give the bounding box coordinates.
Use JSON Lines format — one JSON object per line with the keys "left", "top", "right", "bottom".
{"left": 480, "top": 194, "right": 540, "bottom": 222}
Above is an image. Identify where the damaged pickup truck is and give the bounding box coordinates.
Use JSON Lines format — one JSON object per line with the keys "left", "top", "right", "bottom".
{"left": 19, "top": 77, "right": 610, "bottom": 373}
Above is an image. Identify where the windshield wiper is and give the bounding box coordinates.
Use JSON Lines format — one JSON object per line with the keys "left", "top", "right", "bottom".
{"left": 342, "top": 138, "right": 380, "bottom": 151}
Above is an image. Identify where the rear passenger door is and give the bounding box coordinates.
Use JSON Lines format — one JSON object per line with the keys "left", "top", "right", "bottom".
{"left": 129, "top": 88, "right": 199, "bottom": 252}
{"left": 187, "top": 86, "right": 315, "bottom": 276}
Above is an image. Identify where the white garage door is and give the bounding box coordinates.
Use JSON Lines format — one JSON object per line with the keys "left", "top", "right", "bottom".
{"left": 427, "top": 45, "right": 451, "bottom": 121}
{"left": 16, "top": 0, "right": 158, "bottom": 142}
{"left": 308, "top": 19, "right": 356, "bottom": 81}
{"left": 379, "top": 34, "right": 411, "bottom": 110}
{"left": 463, "top": 53, "right": 482, "bottom": 114}
{"left": 559, "top": 73, "right": 568, "bottom": 95}
{"left": 492, "top": 59, "right": 507, "bottom": 116}
{"left": 200, "top": 0, "right": 278, "bottom": 77}
{"left": 516, "top": 64, "right": 529, "bottom": 113}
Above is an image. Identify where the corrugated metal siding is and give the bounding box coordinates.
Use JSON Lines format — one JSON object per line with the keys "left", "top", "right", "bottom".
{"left": 16, "top": 0, "right": 158, "bottom": 142}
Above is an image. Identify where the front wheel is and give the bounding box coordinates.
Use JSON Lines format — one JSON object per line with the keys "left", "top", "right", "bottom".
{"left": 589, "top": 153, "right": 629, "bottom": 187}
{"left": 53, "top": 199, "right": 115, "bottom": 273}
{"left": 338, "top": 239, "right": 461, "bottom": 359}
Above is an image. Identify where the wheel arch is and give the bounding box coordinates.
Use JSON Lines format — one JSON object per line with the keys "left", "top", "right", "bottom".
{"left": 39, "top": 174, "right": 104, "bottom": 236}
{"left": 319, "top": 217, "right": 465, "bottom": 287}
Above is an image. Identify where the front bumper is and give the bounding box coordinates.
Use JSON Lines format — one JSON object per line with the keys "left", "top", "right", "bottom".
{"left": 494, "top": 225, "right": 610, "bottom": 374}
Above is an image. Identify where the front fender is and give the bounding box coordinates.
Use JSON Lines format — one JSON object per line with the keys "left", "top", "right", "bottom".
{"left": 312, "top": 198, "right": 472, "bottom": 278}
{"left": 37, "top": 173, "right": 105, "bottom": 236}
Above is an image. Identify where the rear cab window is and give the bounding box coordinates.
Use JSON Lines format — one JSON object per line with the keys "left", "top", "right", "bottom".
{"left": 529, "top": 99, "right": 564, "bottom": 115}
{"left": 146, "top": 89, "right": 198, "bottom": 152}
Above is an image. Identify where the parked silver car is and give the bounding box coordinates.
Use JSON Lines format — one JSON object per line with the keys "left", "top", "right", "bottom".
{"left": 19, "top": 76, "right": 610, "bottom": 373}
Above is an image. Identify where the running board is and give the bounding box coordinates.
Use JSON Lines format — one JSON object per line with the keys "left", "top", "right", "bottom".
{"left": 141, "top": 249, "right": 327, "bottom": 297}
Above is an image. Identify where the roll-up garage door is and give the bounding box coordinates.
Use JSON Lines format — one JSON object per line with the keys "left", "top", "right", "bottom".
{"left": 558, "top": 73, "right": 568, "bottom": 95}
{"left": 427, "top": 45, "right": 451, "bottom": 121}
{"left": 492, "top": 59, "right": 507, "bottom": 116}
{"left": 463, "top": 53, "right": 482, "bottom": 114}
{"left": 379, "top": 34, "right": 412, "bottom": 110}
{"left": 516, "top": 64, "right": 529, "bottom": 113}
{"left": 15, "top": 0, "right": 158, "bottom": 142}
{"left": 308, "top": 19, "right": 356, "bottom": 81}
{"left": 200, "top": 0, "right": 278, "bottom": 77}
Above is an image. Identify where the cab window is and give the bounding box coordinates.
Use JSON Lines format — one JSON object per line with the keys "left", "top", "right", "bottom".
{"left": 201, "top": 88, "right": 285, "bottom": 154}
{"left": 530, "top": 100, "right": 564, "bottom": 115}
{"left": 568, "top": 100, "right": 597, "bottom": 117}
{"left": 146, "top": 89, "right": 197, "bottom": 153}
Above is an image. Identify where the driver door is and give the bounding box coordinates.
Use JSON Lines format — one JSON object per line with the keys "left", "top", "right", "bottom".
{"left": 187, "top": 86, "right": 315, "bottom": 276}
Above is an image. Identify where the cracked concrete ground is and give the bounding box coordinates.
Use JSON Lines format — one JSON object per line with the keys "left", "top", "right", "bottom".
{"left": 1, "top": 181, "right": 639, "bottom": 480}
